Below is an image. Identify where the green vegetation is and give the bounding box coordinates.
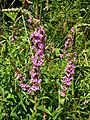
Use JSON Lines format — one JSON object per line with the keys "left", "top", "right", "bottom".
{"left": 0, "top": 0, "right": 90, "bottom": 119}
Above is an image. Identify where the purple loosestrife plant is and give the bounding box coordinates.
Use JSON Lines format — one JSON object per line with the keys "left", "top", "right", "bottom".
{"left": 60, "top": 27, "right": 77, "bottom": 97}
{"left": 17, "top": 17, "right": 46, "bottom": 94}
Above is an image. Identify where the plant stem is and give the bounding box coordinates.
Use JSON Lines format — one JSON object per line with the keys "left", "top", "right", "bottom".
{"left": 36, "top": 0, "right": 39, "bottom": 19}
{"left": 58, "top": 90, "right": 61, "bottom": 108}
{"left": 72, "top": 80, "right": 74, "bottom": 96}
{"left": 1, "top": 8, "right": 21, "bottom": 12}
{"left": 46, "top": 0, "right": 49, "bottom": 11}
{"left": 40, "top": 1, "right": 43, "bottom": 19}
{"left": 22, "top": 14, "right": 32, "bottom": 54}
{"left": 83, "top": 49, "right": 88, "bottom": 65}
{"left": 43, "top": 112, "right": 46, "bottom": 120}
{"left": 34, "top": 94, "right": 37, "bottom": 112}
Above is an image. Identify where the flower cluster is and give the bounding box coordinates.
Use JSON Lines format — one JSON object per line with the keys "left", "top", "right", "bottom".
{"left": 17, "top": 25, "right": 46, "bottom": 94}
{"left": 27, "top": 16, "right": 33, "bottom": 23}
{"left": 30, "top": 26, "right": 46, "bottom": 92}
{"left": 17, "top": 72, "right": 32, "bottom": 93}
{"left": 60, "top": 27, "right": 77, "bottom": 97}
{"left": 27, "top": 16, "right": 40, "bottom": 30}
{"left": 12, "top": 35, "right": 17, "bottom": 43}
{"left": 64, "top": 34, "right": 74, "bottom": 48}
{"left": 12, "top": 24, "right": 17, "bottom": 43}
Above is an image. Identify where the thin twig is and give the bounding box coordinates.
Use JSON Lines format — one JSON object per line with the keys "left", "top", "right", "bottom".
{"left": 46, "top": 0, "right": 49, "bottom": 11}
{"left": 1, "top": 8, "right": 21, "bottom": 12}
{"left": 43, "top": 112, "right": 46, "bottom": 120}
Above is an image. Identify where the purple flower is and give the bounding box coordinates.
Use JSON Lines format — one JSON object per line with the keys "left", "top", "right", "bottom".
{"left": 38, "top": 59, "right": 44, "bottom": 66}
{"left": 61, "top": 85, "right": 67, "bottom": 91}
{"left": 29, "top": 27, "right": 46, "bottom": 93}
{"left": 30, "top": 33, "right": 35, "bottom": 39}
{"left": 71, "top": 27, "right": 75, "bottom": 33}
{"left": 60, "top": 91, "right": 65, "bottom": 97}
{"left": 32, "top": 45, "right": 36, "bottom": 50}
{"left": 64, "top": 34, "right": 73, "bottom": 49}
{"left": 34, "top": 39, "right": 41, "bottom": 44}
{"left": 36, "top": 50, "right": 43, "bottom": 55}
{"left": 27, "top": 88, "right": 32, "bottom": 93}
{"left": 12, "top": 39, "right": 15, "bottom": 43}
{"left": 17, "top": 74, "right": 22, "bottom": 79}
{"left": 65, "top": 63, "right": 75, "bottom": 75}
{"left": 62, "top": 74, "right": 74, "bottom": 86}
{"left": 12, "top": 35, "right": 17, "bottom": 43}
{"left": 24, "top": 76, "right": 26, "bottom": 80}
{"left": 30, "top": 78, "right": 41, "bottom": 84}
{"left": 74, "top": 57, "right": 77, "bottom": 61}
{"left": 74, "top": 52, "right": 77, "bottom": 56}
{"left": 65, "top": 41, "right": 69, "bottom": 48}
{"left": 34, "top": 32, "right": 43, "bottom": 40}
{"left": 60, "top": 27, "right": 77, "bottom": 97}
{"left": 60, "top": 54, "right": 64, "bottom": 59}
{"left": 67, "top": 57, "right": 71, "bottom": 61}
{"left": 27, "top": 17, "right": 32, "bottom": 23}
{"left": 31, "top": 85, "right": 40, "bottom": 91}
{"left": 38, "top": 43, "right": 45, "bottom": 50}
{"left": 67, "top": 53, "right": 70, "bottom": 57}
{"left": 12, "top": 36, "right": 17, "bottom": 39}
{"left": 35, "top": 19, "right": 39, "bottom": 24}
{"left": 43, "top": 37, "right": 47, "bottom": 41}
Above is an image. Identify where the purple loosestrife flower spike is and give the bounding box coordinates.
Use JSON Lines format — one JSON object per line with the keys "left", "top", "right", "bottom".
{"left": 30, "top": 26, "right": 46, "bottom": 92}
{"left": 18, "top": 19, "right": 46, "bottom": 94}
{"left": 60, "top": 27, "right": 77, "bottom": 97}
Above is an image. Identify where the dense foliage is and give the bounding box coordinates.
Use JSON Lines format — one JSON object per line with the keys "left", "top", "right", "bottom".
{"left": 0, "top": 0, "right": 90, "bottom": 120}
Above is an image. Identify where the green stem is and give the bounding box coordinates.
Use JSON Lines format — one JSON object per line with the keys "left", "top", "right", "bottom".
{"left": 84, "top": 51, "right": 88, "bottom": 65}
{"left": 72, "top": 79, "right": 74, "bottom": 96}
{"left": 22, "top": 14, "right": 32, "bottom": 53}
{"left": 40, "top": 1, "right": 43, "bottom": 19}
{"left": 58, "top": 90, "right": 61, "bottom": 108}
{"left": 36, "top": 0, "right": 39, "bottom": 19}
{"left": 34, "top": 94, "right": 37, "bottom": 112}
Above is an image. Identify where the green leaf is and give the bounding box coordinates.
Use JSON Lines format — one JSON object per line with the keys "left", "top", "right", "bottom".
{"left": 20, "top": 101, "right": 27, "bottom": 112}
{"left": 30, "top": 108, "right": 35, "bottom": 114}
{"left": 0, "top": 86, "right": 4, "bottom": 98}
{"left": 37, "top": 106, "right": 52, "bottom": 116}
{"left": 52, "top": 108, "right": 63, "bottom": 117}
{"left": 29, "top": 99, "right": 35, "bottom": 104}
{"left": 38, "top": 96, "right": 50, "bottom": 100}
{"left": 5, "top": 12, "right": 17, "bottom": 21}
{"left": 7, "top": 94, "right": 16, "bottom": 103}
{"left": 59, "top": 98, "right": 65, "bottom": 104}
{"left": 11, "top": 105, "right": 18, "bottom": 113}
{"left": 0, "top": 113, "right": 6, "bottom": 120}
{"left": 10, "top": 112, "right": 19, "bottom": 120}
{"left": 55, "top": 48, "right": 60, "bottom": 57}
